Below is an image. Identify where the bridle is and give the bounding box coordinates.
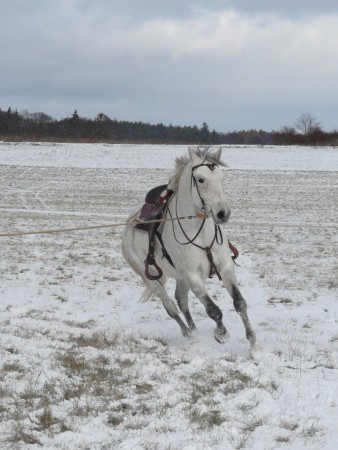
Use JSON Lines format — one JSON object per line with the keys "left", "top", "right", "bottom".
{"left": 191, "top": 162, "right": 217, "bottom": 217}
{"left": 168, "top": 161, "right": 224, "bottom": 279}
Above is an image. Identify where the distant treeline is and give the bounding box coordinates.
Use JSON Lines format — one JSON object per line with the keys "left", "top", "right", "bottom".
{"left": 1, "top": 107, "right": 338, "bottom": 145}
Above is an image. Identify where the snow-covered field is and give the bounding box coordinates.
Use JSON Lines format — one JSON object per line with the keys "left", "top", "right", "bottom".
{"left": 0, "top": 142, "right": 337, "bottom": 449}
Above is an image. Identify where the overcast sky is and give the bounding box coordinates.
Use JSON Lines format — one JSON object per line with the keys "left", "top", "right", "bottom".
{"left": 1, "top": 0, "right": 338, "bottom": 132}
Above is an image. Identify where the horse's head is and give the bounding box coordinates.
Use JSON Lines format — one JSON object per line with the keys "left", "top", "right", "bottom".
{"left": 189, "top": 147, "right": 231, "bottom": 225}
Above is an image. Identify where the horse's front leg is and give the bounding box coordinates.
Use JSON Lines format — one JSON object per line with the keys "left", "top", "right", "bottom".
{"left": 188, "top": 276, "right": 228, "bottom": 343}
{"left": 232, "top": 285, "right": 256, "bottom": 347}
{"left": 221, "top": 269, "right": 257, "bottom": 350}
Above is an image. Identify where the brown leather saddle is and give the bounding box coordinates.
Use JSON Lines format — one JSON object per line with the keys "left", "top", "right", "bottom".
{"left": 134, "top": 184, "right": 175, "bottom": 280}
{"left": 134, "top": 185, "right": 171, "bottom": 232}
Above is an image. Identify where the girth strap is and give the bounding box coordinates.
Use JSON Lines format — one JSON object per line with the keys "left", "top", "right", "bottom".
{"left": 144, "top": 215, "right": 175, "bottom": 281}
{"left": 155, "top": 231, "right": 175, "bottom": 267}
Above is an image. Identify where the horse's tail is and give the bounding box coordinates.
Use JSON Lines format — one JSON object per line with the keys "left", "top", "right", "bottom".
{"left": 139, "top": 286, "right": 155, "bottom": 303}
{"left": 139, "top": 275, "right": 167, "bottom": 302}
{"left": 122, "top": 239, "right": 150, "bottom": 302}
{"left": 121, "top": 230, "right": 144, "bottom": 281}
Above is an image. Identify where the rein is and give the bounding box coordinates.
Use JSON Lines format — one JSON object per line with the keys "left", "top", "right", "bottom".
{"left": 0, "top": 215, "right": 198, "bottom": 238}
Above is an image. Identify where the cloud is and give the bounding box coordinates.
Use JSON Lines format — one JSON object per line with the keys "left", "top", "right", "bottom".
{"left": 77, "top": 0, "right": 338, "bottom": 21}
{"left": 1, "top": 1, "right": 338, "bottom": 130}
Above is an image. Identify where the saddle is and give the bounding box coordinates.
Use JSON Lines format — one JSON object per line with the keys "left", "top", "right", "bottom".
{"left": 134, "top": 184, "right": 175, "bottom": 280}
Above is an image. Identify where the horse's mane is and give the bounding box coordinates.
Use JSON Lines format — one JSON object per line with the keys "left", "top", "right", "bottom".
{"left": 168, "top": 146, "right": 226, "bottom": 191}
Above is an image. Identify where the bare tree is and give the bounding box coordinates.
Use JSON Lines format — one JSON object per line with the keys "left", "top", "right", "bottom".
{"left": 294, "top": 113, "right": 321, "bottom": 135}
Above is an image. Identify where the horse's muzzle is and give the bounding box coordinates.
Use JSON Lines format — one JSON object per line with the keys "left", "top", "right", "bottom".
{"left": 214, "top": 208, "right": 231, "bottom": 224}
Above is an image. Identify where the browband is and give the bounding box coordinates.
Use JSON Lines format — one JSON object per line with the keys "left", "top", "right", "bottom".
{"left": 191, "top": 163, "right": 217, "bottom": 172}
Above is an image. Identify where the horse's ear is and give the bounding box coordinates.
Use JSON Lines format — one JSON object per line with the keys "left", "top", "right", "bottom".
{"left": 216, "top": 146, "right": 222, "bottom": 161}
{"left": 188, "top": 147, "right": 200, "bottom": 165}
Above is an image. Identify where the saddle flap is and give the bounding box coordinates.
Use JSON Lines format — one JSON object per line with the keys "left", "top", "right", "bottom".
{"left": 140, "top": 202, "right": 164, "bottom": 221}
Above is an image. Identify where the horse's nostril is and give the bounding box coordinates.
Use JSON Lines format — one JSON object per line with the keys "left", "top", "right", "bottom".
{"left": 217, "top": 211, "right": 225, "bottom": 220}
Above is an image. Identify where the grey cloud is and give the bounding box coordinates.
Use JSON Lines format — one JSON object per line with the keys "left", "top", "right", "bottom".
{"left": 79, "top": 0, "right": 338, "bottom": 21}
{"left": 1, "top": 1, "right": 338, "bottom": 131}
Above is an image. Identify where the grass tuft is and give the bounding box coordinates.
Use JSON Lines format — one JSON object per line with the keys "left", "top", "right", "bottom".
{"left": 189, "top": 408, "right": 226, "bottom": 430}
{"left": 8, "top": 425, "right": 41, "bottom": 445}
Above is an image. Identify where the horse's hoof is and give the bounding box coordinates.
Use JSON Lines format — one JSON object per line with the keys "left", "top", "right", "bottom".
{"left": 214, "top": 329, "right": 228, "bottom": 344}
{"left": 249, "top": 343, "right": 262, "bottom": 361}
{"left": 182, "top": 328, "right": 193, "bottom": 338}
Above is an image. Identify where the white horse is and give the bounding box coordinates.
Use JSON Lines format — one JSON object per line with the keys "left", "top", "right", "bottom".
{"left": 122, "top": 147, "right": 257, "bottom": 352}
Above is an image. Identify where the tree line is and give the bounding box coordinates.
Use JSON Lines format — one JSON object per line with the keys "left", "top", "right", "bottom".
{"left": 1, "top": 108, "right": 337, "bottom": 145}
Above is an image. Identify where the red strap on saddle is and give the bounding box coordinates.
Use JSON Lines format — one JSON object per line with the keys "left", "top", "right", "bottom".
{"left": 228, "top": 240, "right": 239, "bottom": 261}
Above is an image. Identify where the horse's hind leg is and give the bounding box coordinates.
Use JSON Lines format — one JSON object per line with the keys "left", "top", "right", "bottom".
{"left": 122, "top": 227, "right": 190, "bottom": 337}
{"left": 175, "top": 280, "right": 196, "bottom": 330}
{"left": 151, "top": 281, "right": 191, "bottom": 337}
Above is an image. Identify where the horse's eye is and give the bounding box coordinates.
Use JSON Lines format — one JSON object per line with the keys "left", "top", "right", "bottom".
{"left": 198, "top": 178, "right": 204, "bottom": 184}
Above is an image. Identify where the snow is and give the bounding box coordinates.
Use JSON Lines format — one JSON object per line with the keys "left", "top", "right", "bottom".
{"left": 1, "top": 141, "right": 337, "bottom": 171}
{"left": 0, "top": 142, "right": 337, "bottom": 449}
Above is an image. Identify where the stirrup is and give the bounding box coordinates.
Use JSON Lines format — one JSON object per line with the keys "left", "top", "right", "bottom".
{"left": 144, "top": 255, "right": 163, "bottom": 281}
